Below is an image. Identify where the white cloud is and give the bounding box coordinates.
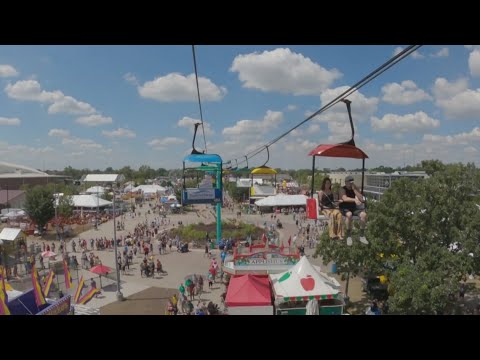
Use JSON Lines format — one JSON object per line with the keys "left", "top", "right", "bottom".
{"left": 431, "top": 47, "right": 449, "bottom": 58}
{"left": 326, "top": 121, "right": 356, "bottom": 143}
{"left": 464, "top": 146, "right": 477, "bottom": 153}
{"left": 308, "top": 123, "right": 321, "bottom": 133}
{"left": 76, "top": 114, "right": 113, "bottom": 127}
{"left": 287, "top": 104, "right": 297, "bottom": 111}
{"left": 222, "top": 110, "right": 283, "bottom": 138}
{"left": 392, "top": 47, "right": 424, "bottom": 59}
{"left": 230, "top": 48, "right": 342, "bottom": 95}
{"left": 381, "top": 80, "right": 432, "bottom": 105}
{"left": 437, "top": 89, "right": 480, "bottom": 119}
{"left": 432, "top": 77, "right": 468, "bottom": 100}
{"left": 431, "top": 77, "right": 480, "bottom": 119}
{"left": 468, "top": 50, "right": 480, "bottom": 77}
{"left": 47, "top": 95, "right": 95, "bottom": 115}
{"left": 48, "top": 129, "right": 70, "bottom": 137}
{"left": 465, "top": 45, "right": 480, "bottom": 50}
{"left": 148, "top": 137, "right": 185, "bottom": 150}
{"left": 393, "top": 47, "right": 404, "bottom": 56}
{"left": 177, "top": 116, "right": 214, "bottom": 136}
{"left": 123, "top": 72, "right": 138, "bottom": 86}
{"left": 0, "top": 117, "right": 20, "bottom": 126}
{"left": 290, "top": 129, "right": 303, "bottom": 137}
{"left": 371, "top": 112, "right": 440, "bottom": 133}
{"left": 5, "top": 80, "right": 96, "bottom": 115}
{"left": 423, "top": 127, "right": 480, "bottom": 145}
{"left": 318, "top": 87, "right": 379, "bottom": 123}
{"left": 0, "top": 65, "right": 19, "bottom": 77}
{"left": 102, "top": 128, "right": 136, "bottom": 138}
{"left": 138, "top": 73, "right": 226, "bottom": 102}
{"left": 411, "top": 51, "right": 425, "bottom": 59}
{"left": 62, "top": 137, "right": 103, "bottom": 149}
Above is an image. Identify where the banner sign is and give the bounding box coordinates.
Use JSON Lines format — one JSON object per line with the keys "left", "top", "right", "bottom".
{"left": 37, "top": 295, "right": 72, "bottom": 315}
{"left": 182, "top": 188, "right": 222, "bottom": 205}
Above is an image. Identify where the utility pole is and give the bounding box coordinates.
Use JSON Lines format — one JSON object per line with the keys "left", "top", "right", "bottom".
{"left": 112, "top": 186, "right": 124, "bottom": 302}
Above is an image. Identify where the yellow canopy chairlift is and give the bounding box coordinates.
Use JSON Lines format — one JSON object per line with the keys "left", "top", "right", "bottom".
{"left": 249, "top": 146, "right": 277, "bottom": 204}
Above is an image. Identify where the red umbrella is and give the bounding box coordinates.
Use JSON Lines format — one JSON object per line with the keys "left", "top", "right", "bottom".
{"left": 89, "top": 264, "right": 112, "bottom": 289}
{"left": 90, "top": 264, "right": 112, "bottom": 275}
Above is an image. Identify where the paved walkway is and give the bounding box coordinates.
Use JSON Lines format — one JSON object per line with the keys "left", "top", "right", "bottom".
{"left": 25, "top": 201, "right": 368, "bottom": 314}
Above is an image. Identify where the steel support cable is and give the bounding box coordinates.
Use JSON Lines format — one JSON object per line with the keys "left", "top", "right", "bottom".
{"left": 192, "top": 45, "right": 208, "bottom": 153}
{"left": 226, "top": 45, "right": 422, "bottom": 165}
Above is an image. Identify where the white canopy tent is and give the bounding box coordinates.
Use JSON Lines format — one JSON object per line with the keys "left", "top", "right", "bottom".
{"left": 56, "top": 195, "right": 112, "bottom": 208}
{"left": 0, "top": 227, "right": 23, "bottom": 242}
{"left": 255, "top": 194, "right": 308, "bottom": 207}
{"left": 132, "top": 185, "right": 166, "bottom": 194}
{"left": 270, "top": 256, "right": 340, "bottom": 303}
{"left": 86, "top": 186, "right": 106, "bottom": 194}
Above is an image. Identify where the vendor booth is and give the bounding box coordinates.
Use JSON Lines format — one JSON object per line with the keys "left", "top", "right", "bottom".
{"left": 225, "top": 274, "right": 273, "bottom": 315}
{"left": 6, "top": 289, "right": 73, "bottom": 315}
{"left": 270, "top": 257, "right": 344, "bottom": 315}
{"left": 223, "top": 243, "right": 300, "bottom": 276}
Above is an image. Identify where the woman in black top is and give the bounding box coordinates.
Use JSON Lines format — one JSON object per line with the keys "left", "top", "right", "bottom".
{"left": 318, "top": 178, "right": 344, "bottom": 240}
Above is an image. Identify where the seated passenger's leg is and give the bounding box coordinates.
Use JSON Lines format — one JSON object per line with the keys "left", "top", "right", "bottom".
{"left": 359, "top": 211, "right": 368, "bottom": 244}
{"left": 345, "top": 211, "right": 353, "bottom": 246}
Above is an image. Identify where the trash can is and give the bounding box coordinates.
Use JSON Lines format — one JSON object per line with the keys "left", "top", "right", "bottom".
{"left": 331, "top": 263, "right": 337, "bottom": 274}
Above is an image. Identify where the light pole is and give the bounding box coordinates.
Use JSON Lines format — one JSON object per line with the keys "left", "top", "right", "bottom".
{"left": 54, "top": 183, "right": 59, "bottom": 241}
{"left": 112, "top": 186, "right": 124, "bottom": 301}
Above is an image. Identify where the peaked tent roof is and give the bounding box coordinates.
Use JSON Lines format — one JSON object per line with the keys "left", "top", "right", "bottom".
{"left": 86, "top": 186, "right": 105, "bottom": 194}
{"left": 225, "top": 274, "right": 272, "bottom": 307}
{"left": 133, "top": 185, "right": 166, "bottom": 194}
{"left": 60, "top": 195, "right": 112, "bottom": 208}
{"left": 270, "top": 256, "right": 340, "bottom": 301}
{"left": 0, "top": 228, "right": 23, "bottom": 241}
{"left": 255, "top": 194, "right": 308, "bottom": 207}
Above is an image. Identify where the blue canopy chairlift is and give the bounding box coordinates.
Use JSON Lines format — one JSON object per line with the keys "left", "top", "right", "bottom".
{"left": 182, "top": 122, "right": 224, "bottom": 244}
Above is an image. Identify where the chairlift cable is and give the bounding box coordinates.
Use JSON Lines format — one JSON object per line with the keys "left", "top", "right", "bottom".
{"left": 192, "top": 45, "right": 208, "bottom": 153}
{"left": 226, "top": 45, "right": 422, "bottom": 166}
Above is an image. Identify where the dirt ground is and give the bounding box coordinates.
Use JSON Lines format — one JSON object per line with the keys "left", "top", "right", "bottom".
{"left": 100, "top": 287, "right": 178, "bottom": 315}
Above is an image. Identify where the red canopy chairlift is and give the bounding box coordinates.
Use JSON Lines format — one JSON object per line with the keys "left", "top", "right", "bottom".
{"left": 307, "top": 99, "right": 369, "bottom": 204}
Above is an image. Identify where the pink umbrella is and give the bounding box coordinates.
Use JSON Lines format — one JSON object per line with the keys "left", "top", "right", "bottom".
{"left": 90, "top": 264, "right": 112, "bottom": 288}
{"left": 41, "top": 251, "right": 57, "bottom": 258}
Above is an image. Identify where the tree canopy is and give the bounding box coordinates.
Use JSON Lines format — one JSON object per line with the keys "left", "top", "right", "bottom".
{"left": 315, "top": 161, "right": 480, "bottom": 314}
{"left": 24, "top": 186, "right": 55, "bottom": 231}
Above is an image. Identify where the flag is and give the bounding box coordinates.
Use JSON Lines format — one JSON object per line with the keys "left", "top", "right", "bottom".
{"left": 287, "top": 236, "right": 292, "bottom": 247}
{"left": 43, "top": 270, "right": 55, "bottom": 297}
{"left": 0, "top": 292, "right": 10, "bottom": 315}
{"left": 0, "top": 276, "right": 8, "bottom": 305}
{"left": 63, "top": 260, "right": 73, "bottom": 289}
{"left": 262, "top": 233, "right": 267, "bottom": 243}
{"left": 74, "top": 276, "right": 85, "bottom": 303}
{"left": 0, "top": 266, "right": 8, "bottom": 303}
{"left": 76, "top": 287, "right": 99, "bottom": 305}
{"left": 31, "top": 268, "right": 47, "bottom": 306}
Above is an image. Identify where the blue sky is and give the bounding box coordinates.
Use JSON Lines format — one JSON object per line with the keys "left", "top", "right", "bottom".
{"left": 0, "top": 45, "right": 479, "bottom": 171}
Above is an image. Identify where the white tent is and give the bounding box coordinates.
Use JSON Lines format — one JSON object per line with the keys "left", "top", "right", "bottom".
{"left": 132, "top": 185, "right": 166, "bottom": 194}
{"left": 255, "top": 194, "right": 308, "bottom": 207}
{"left": 63, "top": 195, "right": 112, "bottom": 208}
{"left": 270, "top": 256, "right": 340, "bottom": 303}
{"left": 123, "top": 184, "right": 134, "bottom": 193}
{"left": 0, "top": 227, "right": 23, "bottom": 242}
{"left": 86, "top": 186, "right": 105, "bottom": 194}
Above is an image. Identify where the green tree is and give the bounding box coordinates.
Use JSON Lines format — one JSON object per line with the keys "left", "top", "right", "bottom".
{"left": 420, "top": 159, "right": 446, "bottom": 176}
{"left": 315, "top": 163, "right": 480, "bottom": 314}
{"left": 57, "top": 195, "right": 74, "bottom": 219}
{"left": 24, "top": 186, "right": 55, "bottom": 231}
